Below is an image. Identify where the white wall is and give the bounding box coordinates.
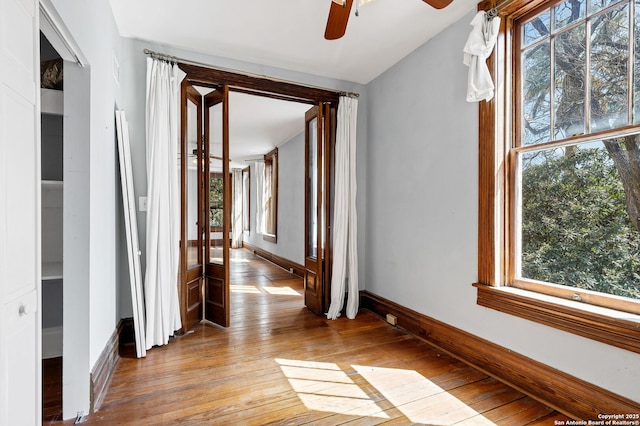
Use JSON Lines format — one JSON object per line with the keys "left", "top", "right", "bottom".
{"left": 364, "top": 9, "right": 640, "bottom": 403}
{"left": 48, "top": 0, "right": 122, "bottom": 418}
{"left": 244, "top": 131, "right": 305, "bottom": 265}
{"left": 119, "top": 38, "right": 367, "bottom": 317}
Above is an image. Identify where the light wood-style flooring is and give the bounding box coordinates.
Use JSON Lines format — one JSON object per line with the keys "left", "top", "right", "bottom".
{"left": 44, "top": 248, "right": 570, "bottom": 425}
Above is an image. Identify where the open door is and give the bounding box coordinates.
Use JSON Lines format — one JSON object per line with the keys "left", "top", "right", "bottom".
{"left": 178, "top": 80, "right": 205, "bottom": 333}
{"left": 178, "top": 81, "right": 231, "bottom": 331}
{"left": 304, "top": 104, "right": 332, "bottom": 315}
{"left": 204, "top": 86, "right": 230, "bottom": 327}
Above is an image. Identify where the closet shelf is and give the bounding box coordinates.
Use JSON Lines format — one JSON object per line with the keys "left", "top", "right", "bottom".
{"left": 42, "top": 262, "right": 63, "bottom": 280}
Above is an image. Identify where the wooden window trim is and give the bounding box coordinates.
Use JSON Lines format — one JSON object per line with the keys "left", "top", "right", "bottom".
{"left": 263, "top": 148, "right": 278, "bottom": 243}
{"left": 476, "top": 0, "right": 640, "bottom": 354}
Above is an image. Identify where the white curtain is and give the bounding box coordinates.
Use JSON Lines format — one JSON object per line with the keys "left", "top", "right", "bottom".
{"left": 463, "top": 11, "right": 501, "bottom": 102}
{"left": 327, "top": 96, "right": 359, "bottom": 320}
{"left": 231, "top": 168, "right": 243, "bottom": 248}
{"left": 144, "top": 58, "right": 184, "bottom": 349}
{"left": 254, "top": 161, "right": 265, "bottom": 234}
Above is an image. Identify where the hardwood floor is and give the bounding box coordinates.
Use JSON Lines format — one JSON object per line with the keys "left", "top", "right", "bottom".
{"left": 42, "top": 357, "right": 63, "bottom": 422}
{"left": 45, "top": 248, "right": 570, "bottom": 425}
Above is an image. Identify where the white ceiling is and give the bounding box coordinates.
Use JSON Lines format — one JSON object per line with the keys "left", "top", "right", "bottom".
{"left": 196, "top": 88, "right": 311, "bottom": 169}
{"left": 110, "top": 0, "right": 475, "bottom": 85}
{"left": 109, "top": 0, "right": 476, "bottom": 164}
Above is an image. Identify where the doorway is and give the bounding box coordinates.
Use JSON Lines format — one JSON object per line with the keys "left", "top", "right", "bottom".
{"left": 177, "top": 64, "right": 339, "bottom": 331}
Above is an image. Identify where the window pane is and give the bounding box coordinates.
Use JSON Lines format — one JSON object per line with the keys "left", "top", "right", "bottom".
{"left": 590, "top": 3, "right": 629, "bottom": 131}
{"left": 186, "top": 99, "right": 199, "bottom": 267}
{"left": 242, "top": 169, "right": 250, "bottom": 232}
{"left": 523, "top": 41, "right": 552, "bottom": 145}
{"left": 634, "top": 0, "right": 640, "bottom": 123}
{"left": 554, "top": 24, "right": 586, "bottom": 139}
{"left": 523, "top": 10, "right": 550, "bottom": 46}
{"left": 554, "top": 0, "right": 586, "bottom": 31}
{"left": 518, "top": 137, "right": 640, "bottom": 300}
{"left": 590, "top": 0, "right": 625, "bottom": 14}
{"left": 307, "top": 117, "right": 318, "bottom": 259}
{"left": 209, "top": 101, "right": 224, "bottom": 265}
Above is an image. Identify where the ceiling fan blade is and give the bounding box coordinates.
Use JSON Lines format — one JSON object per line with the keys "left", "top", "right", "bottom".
{"left": 324, "top": 0, "right": 354, "bottom": 40}
{"left": 422, "top": 0, "right": 453, "bottom": 9}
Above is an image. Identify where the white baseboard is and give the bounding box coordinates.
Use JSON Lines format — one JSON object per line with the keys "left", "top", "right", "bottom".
{"left": 42, "top": 326, "right": 63, "bottom": 359}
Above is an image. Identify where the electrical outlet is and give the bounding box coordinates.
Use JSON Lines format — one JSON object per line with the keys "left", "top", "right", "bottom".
{"left": 386, "top": 313, "right": 397, "bottom": 326}
{"left": 139, "top": 196, "right": 147, "bottom": 212}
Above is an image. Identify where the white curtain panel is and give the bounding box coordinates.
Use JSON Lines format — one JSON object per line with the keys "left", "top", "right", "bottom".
{"left": 144, "top": 58, "right": 184, "bottom": 349}
{"left": 327, "top": 96, "right": 359, "bottom": 320}
{"left": 463, "top": 11, "right": 501, "bottom": 102}
{"left": 254, "top": 161, "right": 265, "bottom": 234}
{"left": 231, "top": 168, "right": 243, "bottom": 248}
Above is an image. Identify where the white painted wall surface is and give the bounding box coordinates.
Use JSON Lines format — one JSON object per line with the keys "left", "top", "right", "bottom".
{"left": 49, "top": 0, "right": 122, "bottom": 418}
{"left": 365, "top": 9, "right": 640, "bottom": 403}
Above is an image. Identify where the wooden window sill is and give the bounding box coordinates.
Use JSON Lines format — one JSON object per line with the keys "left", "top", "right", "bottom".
{"left": 474, "top": 283, "right": 640, "bottom": 354}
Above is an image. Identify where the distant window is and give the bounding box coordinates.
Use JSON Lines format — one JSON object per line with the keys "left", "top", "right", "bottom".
{"left": 209, "top": 172, "right": 224, "bottom": 231}
{"left": 263, "top": 148, "right": 278, "bottom": 242}
{"left": 242, "top": 168, "right": 250, "bottom": 233}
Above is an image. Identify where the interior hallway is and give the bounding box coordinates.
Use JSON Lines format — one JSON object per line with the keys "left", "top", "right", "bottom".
{"left": 44, "top": 248, "right": 570, "bottom": 425}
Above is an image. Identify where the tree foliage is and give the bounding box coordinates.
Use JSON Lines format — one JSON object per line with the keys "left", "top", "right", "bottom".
{"left": 521, "top": 147, "right": 640, "bottom": 299}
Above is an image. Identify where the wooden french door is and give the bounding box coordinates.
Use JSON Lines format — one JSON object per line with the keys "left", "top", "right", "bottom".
{"left": 304, "top": 104, "right": 333, "bottom": 315}
{"left": 179, "top": 81, "right": 230, "bottom": 331}
{"left": 179, "top": 81, "right": 204, "bottom": 333}
{"left": 204, "top": 86, "right": 230, "bottom": 327}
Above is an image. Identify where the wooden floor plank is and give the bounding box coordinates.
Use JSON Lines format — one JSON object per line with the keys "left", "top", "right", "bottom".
{"left": 44, "top": 248, "right": 570, "bottom": 425}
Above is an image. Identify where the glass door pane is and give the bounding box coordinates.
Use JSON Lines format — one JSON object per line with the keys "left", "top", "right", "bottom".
{"left": 307, "top": 115, "right": 318, "bottom": 259}
{"left": 208, "top": 99, "right": 224, "bottom": 265}
{"left": 186, "top": 97, "right": 201, "bottom": 267}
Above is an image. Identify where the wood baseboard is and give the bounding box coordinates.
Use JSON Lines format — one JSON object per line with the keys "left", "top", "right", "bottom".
{"left": 90, "top": 320, "right": 123, "bottom": 413}
{"left": 360, "top": 290, "right": 640, "bottom": 420}
{"left": 242, "top": 242, "right": 304, "bottom": 277}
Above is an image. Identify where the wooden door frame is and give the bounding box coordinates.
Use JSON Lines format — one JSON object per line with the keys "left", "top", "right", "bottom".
{"left": 178, "top": 80, "right": 205, "bottom": 334}
{"left": 178, "top": 63, "right": 340, "bottom": 319}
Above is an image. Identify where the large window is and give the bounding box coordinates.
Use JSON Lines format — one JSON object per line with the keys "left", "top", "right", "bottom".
{"left": 477, "top": 0, "right": 640, "bottom": 353}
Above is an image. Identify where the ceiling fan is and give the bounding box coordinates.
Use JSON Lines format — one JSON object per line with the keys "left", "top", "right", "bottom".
{"left": 325, "top": 0, "right": 454, "bottom": 40}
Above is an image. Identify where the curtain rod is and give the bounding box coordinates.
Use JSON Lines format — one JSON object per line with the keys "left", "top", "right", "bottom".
{"left": 142, "top": 48, "right": 360, "bottom": 99}
{"left": 482, "top": 0, "right": 516, "bottom": 17}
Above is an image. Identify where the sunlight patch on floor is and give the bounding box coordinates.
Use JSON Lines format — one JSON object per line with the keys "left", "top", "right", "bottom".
{"left": 276, "top": 358, "right": 496, "bottom": 424}
{"left": 230, "top": 285, "right": 261, "bottom": 294}
{"left": 276, "top": 358, "right": 389, "bottom": 419}
{"left": 353, "top": 365, "right": 495, "bottom": 425}
{"left": 230, "top": 285, "right": 301, "bottom": 296}
{"left": 263, "top": 286, "right": 300, "bottom": 296}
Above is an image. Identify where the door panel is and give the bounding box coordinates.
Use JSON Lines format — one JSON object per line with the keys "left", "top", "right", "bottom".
{"left": 0, "top": 0, "right": 40, "bottom": 422}
{"left": 304, "top": 104, "right": 327, "bottom": 315}
{"left": 204, "top": 87, "right": 230, "bottom": 327}
{"left": 179, "top": 80, "right": 204, "bottom": 332}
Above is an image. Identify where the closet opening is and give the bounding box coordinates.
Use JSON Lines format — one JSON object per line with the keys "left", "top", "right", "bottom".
{"left": 40, "top": 31, "right": 64, "bottom": 422}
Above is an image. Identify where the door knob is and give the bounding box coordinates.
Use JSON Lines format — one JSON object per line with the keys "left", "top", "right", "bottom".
{"left": 18, "top": 304, "right": 30, "bottom": 316}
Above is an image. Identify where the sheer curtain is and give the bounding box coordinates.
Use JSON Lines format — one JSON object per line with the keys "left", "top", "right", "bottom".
{"left": 327, "top": 96, "right": 359, "bottom": 320}
{"left": 144, "top": 58, "right": 183, "bottom": 349}
{"left": 231, "top": 168, "right": 243, "bottom": 248}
